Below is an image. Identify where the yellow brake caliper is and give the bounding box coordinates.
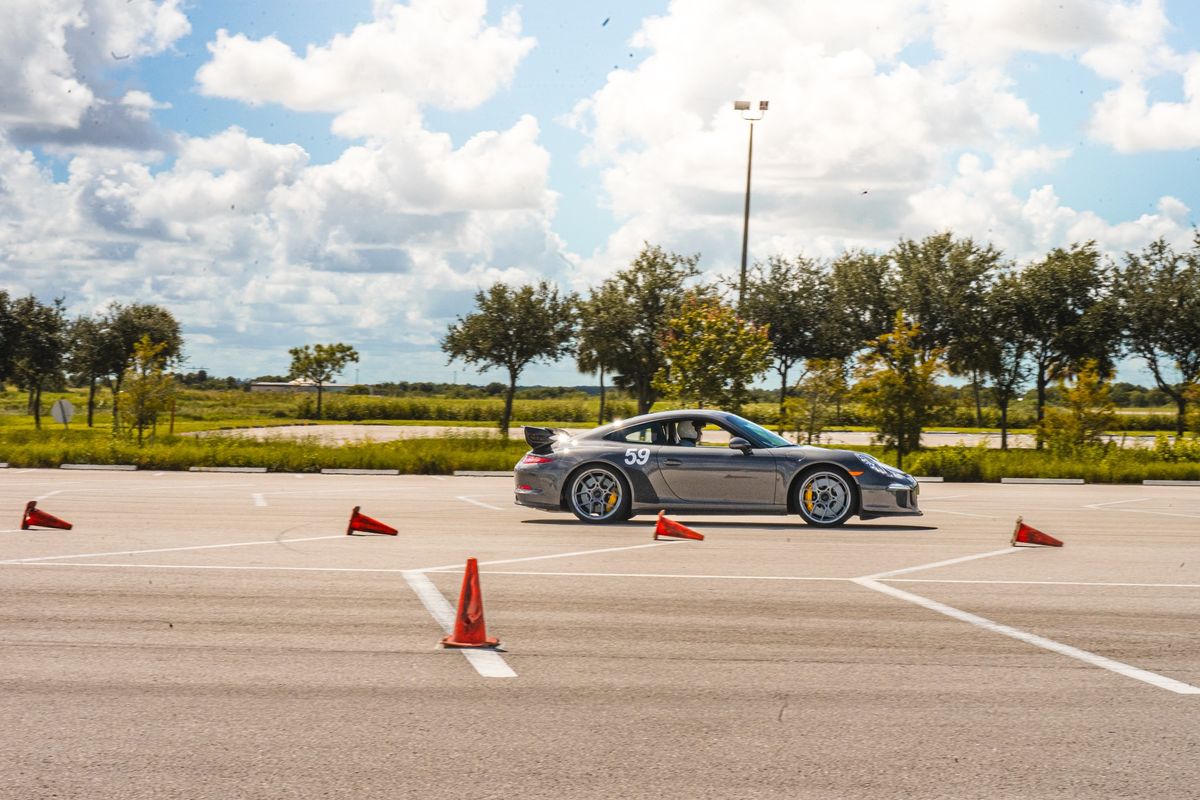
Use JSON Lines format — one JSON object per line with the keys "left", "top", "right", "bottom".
{"left": 605, "top": 492, "right": 617, "bottom": 511}
{"left": 804, "top": 485, "right": 814, "bottom": 511}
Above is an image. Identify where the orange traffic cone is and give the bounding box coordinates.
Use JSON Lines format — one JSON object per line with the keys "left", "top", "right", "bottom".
{"left": 1011, "top": 516, "right": 1063, "bottom": 547}
{"left": 21, "top": 500, "right": 73, "bottom": 531}
{"left": 440, "top": 557, "right": 499, "bottom": 648}
{"left": 653, "top": 510, "right": 704, "bottom": 541}
{"left": 346, "top": 506, "right": 398, "bottom": 536}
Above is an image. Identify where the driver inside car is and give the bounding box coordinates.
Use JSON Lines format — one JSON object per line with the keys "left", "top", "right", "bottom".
{"left": 676, "top": 419, "right": 702, "bottom": 446}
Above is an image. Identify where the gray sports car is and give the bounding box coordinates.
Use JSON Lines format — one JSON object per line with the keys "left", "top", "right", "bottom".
{"left": 513, "top": 409, "right": 920, "bottom": 526}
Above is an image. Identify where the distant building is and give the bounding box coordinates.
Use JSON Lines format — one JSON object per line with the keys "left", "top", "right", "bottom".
{"left": 249, "top": 379, "right": 355, "bottom": 394}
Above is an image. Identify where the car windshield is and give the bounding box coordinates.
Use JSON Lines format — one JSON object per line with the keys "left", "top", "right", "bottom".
{"left": 730, "top": 416, "right": 794, "bottom": 448}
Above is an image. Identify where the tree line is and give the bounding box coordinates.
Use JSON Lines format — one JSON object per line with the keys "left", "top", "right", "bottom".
{"left": 443, "top": 234, "right": 1200, "bottom": 449}
{"left": 0, "top": 295, "right": 182, "bottom": 433}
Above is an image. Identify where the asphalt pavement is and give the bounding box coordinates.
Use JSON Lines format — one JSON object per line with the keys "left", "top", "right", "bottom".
{"left": 1, "top": 470, "right": 1198, "bottom": 799}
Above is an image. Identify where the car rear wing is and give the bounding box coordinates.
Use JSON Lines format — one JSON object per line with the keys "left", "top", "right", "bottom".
{"left": 524, "top": 426, "right": 570, "bottom": 454}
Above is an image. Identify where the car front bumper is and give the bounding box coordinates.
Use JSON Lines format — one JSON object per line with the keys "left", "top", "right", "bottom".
{"left": 859, "top": 480, "right": 922, "bottom": 518}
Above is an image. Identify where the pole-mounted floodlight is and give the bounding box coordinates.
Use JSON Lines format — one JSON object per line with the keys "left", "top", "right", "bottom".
{"left": 734, "top": 100, "right": 768, "bottom": 311}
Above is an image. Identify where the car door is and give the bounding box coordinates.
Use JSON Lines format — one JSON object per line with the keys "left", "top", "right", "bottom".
{"left": 603, "top": 421, "right": 673, "bottom": 502}
{"left": 656, "top": 420, "right": 777, "bottom": 507}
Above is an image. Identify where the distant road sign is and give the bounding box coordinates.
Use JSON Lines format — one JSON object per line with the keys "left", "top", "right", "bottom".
{"left": 50, "top": 399, "right": 75, "bottom": 426}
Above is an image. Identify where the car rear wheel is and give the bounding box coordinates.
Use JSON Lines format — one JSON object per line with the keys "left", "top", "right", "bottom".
{"left": 567, "top": 465, "right": 632, "bottom": 523}
{"left": 794, "top": 468, "right": 856, "bottom": 527}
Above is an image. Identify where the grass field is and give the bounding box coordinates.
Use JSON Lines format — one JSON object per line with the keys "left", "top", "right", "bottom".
{"left": 1, "top": 387, "right": 1195, "bottom": 480}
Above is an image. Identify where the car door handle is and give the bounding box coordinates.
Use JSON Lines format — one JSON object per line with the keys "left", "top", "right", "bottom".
{"left": 663, "top": 459, "right": 682, "bottom": 466}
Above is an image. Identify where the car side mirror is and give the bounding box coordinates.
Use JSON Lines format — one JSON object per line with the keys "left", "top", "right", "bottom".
{"left": 728, "top": 437, "right": 753, "bottom": 454}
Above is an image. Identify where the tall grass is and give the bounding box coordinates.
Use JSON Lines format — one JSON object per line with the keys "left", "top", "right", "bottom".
{"left": 0, "top": 429, "right": 528, "bottom": 473}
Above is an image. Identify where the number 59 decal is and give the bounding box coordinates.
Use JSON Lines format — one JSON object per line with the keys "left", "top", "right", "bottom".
{"left": 624, "top": 447, "right": 650, "bottom": 466}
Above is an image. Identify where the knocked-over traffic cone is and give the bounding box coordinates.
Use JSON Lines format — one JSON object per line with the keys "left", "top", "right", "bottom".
{"left": 1011, "top": 516, "right": 1063, "bottom": 547}
{"left": 21, "top": 500, "right": 73, "bottom": 531}
{"left": 653, "top": 510, "right": 704, "bottom": 541}
{"left": 346, "top": 506, "right": 398, "bottom": 536}
{"left": 440, "top": 557, "right": 499, "bottom": 648}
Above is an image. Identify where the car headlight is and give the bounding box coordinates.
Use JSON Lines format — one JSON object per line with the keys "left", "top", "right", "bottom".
{"left": 854, "top": 452, "right": 908, "bottom": 480}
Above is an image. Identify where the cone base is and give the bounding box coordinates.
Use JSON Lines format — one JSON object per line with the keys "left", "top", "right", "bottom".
{"left": 440, "top": 635, "right": 500, "bottom": 649}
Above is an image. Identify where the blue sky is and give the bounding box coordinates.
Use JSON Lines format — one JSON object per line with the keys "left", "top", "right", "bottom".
{"left": 2, "top": 0, "right": 1199, "bottom": 387}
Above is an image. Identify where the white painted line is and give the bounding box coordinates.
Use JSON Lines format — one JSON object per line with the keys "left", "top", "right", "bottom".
{"left": 1084, "top": 498, "right": 1150, "bottom": 509}
{"left": 455, "top": 495, "right": 504, "bottom": 511}
{"left": 855, "top": 576, "right": 1200, "bottom": 695}
{"left": 1115, "top": 509, "right": 1200, "bottom": 520}
{"left": 888, "top": 578, "right": 1200, "bottom": 589}
{"left": 0, "top": 529, "right": 26, "bottom": 533}
{"left": 430, "top": 476, "right": 447, "bottom": 481}
{"left": 864, "top": 547, "right": 1023, "bottom": 580}
{"left": 1084, "top": 498, "right": 1200, "bottom": 519}
{"left": 6, "top": 562, "right": 418, "bottom": 574}
{"left": 402, "top": 571, "right": 516, "bottom": 679}
{"left": 466, "top": 570, "right": 848, "bottom": 582}
{"left": 34, "top": 489, "right": 66, "bottom": 501}
{"left": 1001, "top": 477, "right": 1084, "bottom": 484}
{"left": 259, "top": 487, "right": 416, "bottom": 498}
{"left": 252, "top": 493, "right": 268, "bottom": 508}
{"left": 417, "top": 541, "right": 680, "bottom": 573}
{"left": 0, "top": 534, "right": 346, "bottom": 564}
{"left": 153, "top": 472, "right": 166, "bottom": 477}
{"left": 920, "top": 507, "right": 998, "bottom": 519}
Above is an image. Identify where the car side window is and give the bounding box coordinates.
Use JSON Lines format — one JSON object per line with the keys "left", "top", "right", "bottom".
{"left": 609, "top": 423, "right": 663, "bottom": 445}
{"left": 663, "top": 419, "right": 738, "bottom": 448}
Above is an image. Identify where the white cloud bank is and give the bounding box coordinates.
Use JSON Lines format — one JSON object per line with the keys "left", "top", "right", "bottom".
{"left": 570, "top": 0, "right": 1199, "bottom": 282}
{"left": 0, "top": 0, "right": 1198, "bottom": 382}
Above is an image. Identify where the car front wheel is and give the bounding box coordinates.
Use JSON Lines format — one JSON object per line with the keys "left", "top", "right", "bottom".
{"left": 567, "top": 465, "right": 632, "bottom": 523}
{"left": 794, "top": 468, "right": 856, "bottom": 527}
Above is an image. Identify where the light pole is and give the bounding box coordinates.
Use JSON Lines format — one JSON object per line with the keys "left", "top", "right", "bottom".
{"left": 734, "top": 99, "right": 768, "bottom": 311}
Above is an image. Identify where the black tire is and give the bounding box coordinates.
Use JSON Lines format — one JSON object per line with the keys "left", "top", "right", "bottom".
{"left": 566, "top": 464, "right": 632, "bottom": 523}
{"left": 793, "top": 467, "right": 857, "bottom": 527}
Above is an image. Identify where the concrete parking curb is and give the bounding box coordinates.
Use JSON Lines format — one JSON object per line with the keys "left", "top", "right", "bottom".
{"left": 188, "top": 466, "right": 268, "bottom": 473}
{"left": 0, "top": 463, "right": 7, "bottom": 469}
{"left": 61, "top": 464, "right": 137, "bottom": 471}
{"left": 320, "top": 468, "right": 401, "bottom": 475}
{"left": 915, "top": 476, "right": 943, "bottom": 483}
{"left": 1000, "top": 477, "right": 1085, "bottom": 484}
{"left": 453, "top": 470, "right": 513, "bottom": 477}
{"left": 1143, "top": 479, "right": 1200, "bottom": 486}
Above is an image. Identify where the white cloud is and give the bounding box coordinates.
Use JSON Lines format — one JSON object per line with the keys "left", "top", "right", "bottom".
{"left": 1088, "top": 55, "right": 1200, "bottom": 151}
{"left": 931, "top": 0, "right": 1115, "bottom": 65}
{"left": 569, "top": 0, "right": 1197, "bottom": 288}
{"left": 196, "top": 0, "right": 533, "bottom": 121}
{"left": 0, "top": 0, "right": 188, "bottom": 148}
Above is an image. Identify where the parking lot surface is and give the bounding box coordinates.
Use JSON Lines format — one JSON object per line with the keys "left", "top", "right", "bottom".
{"left": 2, "top": 470, "right": 1198, "bottom": 799}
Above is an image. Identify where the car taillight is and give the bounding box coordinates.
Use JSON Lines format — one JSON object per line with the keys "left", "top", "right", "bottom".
{"left": 520, "top": 454, "right": 553, "bottom": 465}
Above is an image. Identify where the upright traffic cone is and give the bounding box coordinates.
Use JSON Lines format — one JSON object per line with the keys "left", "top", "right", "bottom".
{"left": 1011, "top": 516, "right": 1063, "bottom": 547}
{"left": 21, "top": 500, "right": 73, "bottom": 531}
{"left": 440, "top": 558, "right": 499, "bottom": 648}
{"left": 346, "top": 506, "right": 398, "bottom": 536}
{"left": 653, "top": 510, "right": 704, "bottom": 541}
